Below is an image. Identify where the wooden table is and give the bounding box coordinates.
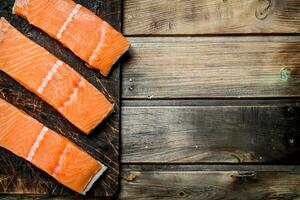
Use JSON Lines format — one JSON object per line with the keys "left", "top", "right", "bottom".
{"left": 120, "top": 0, "right": 300, "bottom": 199}
{"left": 0, "top": 0, "right": 300, "bottom": 199}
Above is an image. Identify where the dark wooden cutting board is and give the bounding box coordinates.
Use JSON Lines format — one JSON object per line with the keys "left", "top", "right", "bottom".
{"left": 0, "top": 0, "right": 120, "bottom": 197}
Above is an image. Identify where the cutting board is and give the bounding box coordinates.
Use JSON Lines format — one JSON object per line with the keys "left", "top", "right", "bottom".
{"left": 0, "top": 0, "right": 120, "bottom": 197}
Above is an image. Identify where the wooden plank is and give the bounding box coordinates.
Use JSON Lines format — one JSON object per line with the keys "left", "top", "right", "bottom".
{"left": 122, "top": 164, "right": 300, "bottom": 172}
{"left": 0, "top": 0, "right": 121, "bottom": 197}
{"left": 122, "top": 37, "right": 300, "bottom": 99}
{"left": 0, "top": 165, "right": 299, "bottom": 199}
{"left": 122, "top": 99, "right": 300, "bottom": 107}
{"left": 120, "top": 168, "right": 300, "bottom": 199}
{"left": 121, "top": 100, "right": 300, "bottom": 163}
{"left": 124, "top": 0, "right": 300, "bottom": 35}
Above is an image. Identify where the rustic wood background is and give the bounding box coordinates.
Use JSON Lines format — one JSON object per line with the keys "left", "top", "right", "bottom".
{"left": 1, "top": 0, "right": 300, "bottom": 199}
{"left": 121, "top": 0, "right": 300, "bottom": 199}
{"left": 0, "top": 0, "right": 120, "bottom": 198}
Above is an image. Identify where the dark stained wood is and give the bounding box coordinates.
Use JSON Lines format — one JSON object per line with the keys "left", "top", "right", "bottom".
{"left": 122, "top": 99, "right": 300, "bottom": 107}
{"left": 122, "top": 37, "right": 300, "bottom": 99}
{"left": 0, "top": 0, "right": 121, "bottom": 197}
{"left": 124, "top": 0, "right": 300, "bottom": 35}
{"left": 121, "top": 100, "right": 300, "bottom": 163}
{"left": 120, "top": 166, "right": 300, "bottom": 200}
{"left": 122, "top": 164, "right": 300, "bottom": 172}
{"left": 2, "top": 165, "right": 299, "bottom": 199}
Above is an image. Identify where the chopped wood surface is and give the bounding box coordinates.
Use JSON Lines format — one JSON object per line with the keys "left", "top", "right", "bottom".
{"left": 0, "top": 0, "right": 121, "bottom": 197}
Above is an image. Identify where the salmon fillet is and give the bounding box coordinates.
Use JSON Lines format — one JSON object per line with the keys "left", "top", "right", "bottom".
{"left": 13, "top": 0, "right": 130, "bottom": 76}
{"left": 0, "top": 18, "right": 113, "bottom": 134}
{"left": 0, "top": 98, "right": 107, "bottom": 194}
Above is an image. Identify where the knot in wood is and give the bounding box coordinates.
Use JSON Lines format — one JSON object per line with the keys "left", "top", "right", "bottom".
{"left": 231, "top": 171, "right": 257, "bottom": 184}
{"left": 179, "top": 191, "right": 185, "bottom": 197}
{"left": 255, "top": 0, "right": 273, "bottom": 20}
{"left": 121, "top": 171, "right": 141, "bottom": 181}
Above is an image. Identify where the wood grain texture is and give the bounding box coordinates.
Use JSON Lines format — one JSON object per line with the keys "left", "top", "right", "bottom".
{"left": 121, "top": 100, "right": 300, "bottom": 163}
{"left": 0, "top": 0, "right": 121, "bottom": 197}
{"left": 120, "top": 167, "right": 300, "bottom": 200}
{"left": 1, "top": 165, "right": 299, "bottom": 199}
{"left": 122, "top": 37, "right": 300, "bottom": 99}
{"left": 122, "top": 164, "right": 300, "bottom": 172}
{"left": 124, "top": 0, "right": 300, "bottom": 35}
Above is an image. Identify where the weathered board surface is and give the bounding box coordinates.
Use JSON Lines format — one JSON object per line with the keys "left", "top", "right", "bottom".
{"left": 120, "top": 165, "right": 300, "bottom": 200}
{"left": 1, "top": 0, "right": 300, "bottom": 199}
{"left": 123, "top": 0, "right": 300, "bottom": 199}
{"left": 124, "top": 0, "right": 300, "bottom": 35}
{"left": 122, "top": 100, "right": 300, "bottom": 163}
{"left": 0, "top": 0, "right": 121, "bottom": 197}
{"left": 122, "top": 37, "right": 300, "bottom": 99}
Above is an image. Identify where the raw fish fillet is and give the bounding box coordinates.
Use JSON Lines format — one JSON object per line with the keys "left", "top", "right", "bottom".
{"left": 13, "top": 0, "right": 130, "bottom": 76}
{"left": 0, "top": 18, "right": 113, "bottom": 134}
{"left": 0, "top": 98, "right": 107, "bottom": 194}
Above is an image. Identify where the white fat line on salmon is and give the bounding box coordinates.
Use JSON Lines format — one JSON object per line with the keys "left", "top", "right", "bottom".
{"left": 59, "top": 78, "right": 84, "bottom": 111}
{"left": 81, "top": 163, "right": 107, "bottom": 195}
{"left": 37, "top": 60, "right": 63, "bottom": 94}
{"left": 26, "top": 127, "right": 48, "bottom": 162}
{"left": 88, "top": 27, "right": 107, "bottom": 64}
{"left": 56, "top": 4, "right": 81, "bottom": 39}
{"left": 52, "top": 143, "right": 71, "bottom": 178}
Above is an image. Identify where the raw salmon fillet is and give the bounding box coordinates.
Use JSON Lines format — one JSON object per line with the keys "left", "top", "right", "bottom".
{"left": 0, "top": 98, "right": 107, "bottom": 194}
{"left": 0, "top": 18, "right": 113, "bottom": 134}
{"left": 13, "top": 0, "right": 130, "bottom": 76}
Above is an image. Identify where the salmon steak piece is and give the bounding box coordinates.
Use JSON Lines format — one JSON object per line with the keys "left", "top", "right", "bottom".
{"left": 0, "top": 18, "right": 113, "bottom": 134}
{"left": 0, "top": 98, "right": 107, "bottom": 194}
{"left": 13, "top": 0, "right": 130, "bottom": 76}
